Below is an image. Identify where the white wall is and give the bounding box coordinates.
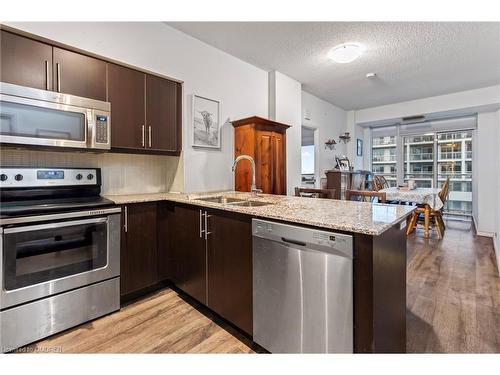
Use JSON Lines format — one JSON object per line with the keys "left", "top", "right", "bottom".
{"left": 301, "top": 91, "right": 347, "bottom": 182}
{"left": 269, "top": 71, "right": 302, "bottom": 195}
{"left": 5, "top": 22, "right": 269, "bottom": 193}
{"left": 497, "top": 108, "right": 500, "bottom": 272}
{"left": 474, "top": 112, "right": 499, "bottom": 235}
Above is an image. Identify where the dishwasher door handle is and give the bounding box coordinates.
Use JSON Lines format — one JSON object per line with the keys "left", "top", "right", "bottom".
{"left": 280, "top": 237, "right": 307, "bottom": 247}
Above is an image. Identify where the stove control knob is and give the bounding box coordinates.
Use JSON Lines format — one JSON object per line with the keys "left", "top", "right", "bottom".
{"left": 76, "top": 173, "right": 83, "bottom": 180}
{"left": 0, "top": 174, "right": 8, "bottom": 181}
{"left": 14, "top": 174, "right": 23, "bottom": 181}
{"left": 87, "top": 173, "right": 94, "bottom": 180}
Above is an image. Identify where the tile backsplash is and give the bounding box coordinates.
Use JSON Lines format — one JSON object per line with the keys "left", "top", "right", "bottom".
{"left": 0, "top": 148, "right": 184, "bottom": 195}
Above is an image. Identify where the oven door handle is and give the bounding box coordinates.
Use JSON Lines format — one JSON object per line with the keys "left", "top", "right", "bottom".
{"left": 3, "top": 217, "right": 108, "bottom": 234}
{"left": 0, "top": 207, "right": 121, "bottom": 226}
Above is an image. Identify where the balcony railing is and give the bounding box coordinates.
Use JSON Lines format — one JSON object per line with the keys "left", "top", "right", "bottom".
{"left": 408, "top": 153, "right": 433, "bottom": 161}
{"left": 438, "top": 132, "right": 472, "bottom": 141}
{"left": 438, "top": 151, "right": 462, "bottom": 160}
{"left": 372, "top": 137, "right": 396, "bottom": 146}
{"left": 372, "top": 156, "right": 396, "bottom": 162}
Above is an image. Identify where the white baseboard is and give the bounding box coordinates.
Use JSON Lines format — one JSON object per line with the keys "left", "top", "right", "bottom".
{"left": 472, "top": 215, "right": 496, "bottom": 237}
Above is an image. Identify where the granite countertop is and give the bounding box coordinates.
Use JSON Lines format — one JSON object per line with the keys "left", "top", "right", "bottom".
{"left": 104, "top": 191, "right": 415, "bottom": 236}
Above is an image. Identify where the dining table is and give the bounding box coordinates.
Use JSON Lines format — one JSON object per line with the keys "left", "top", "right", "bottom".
{"left": 380, "top": 187, "right": 443, "bottom": 238}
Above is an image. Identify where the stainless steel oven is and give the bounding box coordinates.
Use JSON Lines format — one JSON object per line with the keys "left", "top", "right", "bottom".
{"left": 0, "top": 82, "right": 110, "bottom": 150}
{"left": 0, "top": 208, "right": 120, "bottom": 310}
{"left": 0, "top": 167, "right": 120, "bottom": 352}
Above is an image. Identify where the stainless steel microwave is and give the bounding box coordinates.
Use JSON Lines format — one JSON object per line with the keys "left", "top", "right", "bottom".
{"left": 0, "top": 82, "right": 111, "bottom": 150}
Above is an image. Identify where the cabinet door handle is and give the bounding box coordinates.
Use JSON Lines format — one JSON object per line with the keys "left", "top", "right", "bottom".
{"left": 148, "top": 126, "right": 152, "bottom": 148}
{"left": 45, "top": 60, "right": 50, "bottom": 90}
{"left": 56, "top": 63, "right": 61, "bottom": 92}
{"left": 141, "top": 125, "right": 145, "bottom": 148}
{"left": 199, "top": 210, "right": 205, "bottom": 238}
{"left": 124, "top": 206, "right": 128, "bottom": 233}
{"left": 204, "top": 211, "right": 212, "bottom": 240}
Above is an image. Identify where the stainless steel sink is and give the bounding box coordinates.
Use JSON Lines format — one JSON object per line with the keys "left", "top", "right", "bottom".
{"left": 195, "top": 196, "right": 246, "bottom": 204}
{"left": 195, "top": 196, "right": 273, "bottom": 207}
{"left": 230, "top": 200, "right": 273, "bottom": 207}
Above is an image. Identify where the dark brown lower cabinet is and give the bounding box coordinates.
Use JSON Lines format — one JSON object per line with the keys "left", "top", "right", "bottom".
{"left": 169, "top": 205, "right": 207, "bottom": 304}
{"left": 207, "top": 210, "right": 253, "bottom": 335}
{"left": 168, "top": 204, "right": 253, "bottom": 335}
{"left": 120, "top": 202, "right": 158, "bottom": 297}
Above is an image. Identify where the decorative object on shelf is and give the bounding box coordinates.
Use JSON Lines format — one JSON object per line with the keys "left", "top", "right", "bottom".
{"left": 335, "top": 155, "right": 351, "bottom": 171}
{"left": 192, "top": 94, "right": 221, "bottom": 149}
{"left": 324, "top": 138, "right": 337, "bottom": 150}
{"left": 356, "top": 138, "right": 363, "bottom": 156}
{"left": 338, "top": 132, "right": 351, "bottom": 143}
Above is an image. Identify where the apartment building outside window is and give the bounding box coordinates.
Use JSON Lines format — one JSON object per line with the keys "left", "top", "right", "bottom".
{"left": 371, "top": 117, "right": 475, "bottom": 215}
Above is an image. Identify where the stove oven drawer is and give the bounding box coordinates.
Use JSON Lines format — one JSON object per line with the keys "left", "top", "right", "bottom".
{"left": 0, "top": 277, "right": 120, "bottom": 352}
{"left": 0, "top": 213, "right": 120, "bottom": 309}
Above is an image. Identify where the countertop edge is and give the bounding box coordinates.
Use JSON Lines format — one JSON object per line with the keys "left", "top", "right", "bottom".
{"left": 104, "top": 193, "right": 415, "bottom": 236}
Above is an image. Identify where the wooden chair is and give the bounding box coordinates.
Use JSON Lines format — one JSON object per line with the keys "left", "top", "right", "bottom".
{"left": 345, "top": 189, "right": 386, "bottom": 203}
{"left": 373, "top": 175, "right": 390, "bottom": 191}
{"left": 406, "top": 178, "right": 449, "bottom": 239}
{"left": 294, "top": 187, "right": 336, "bottom": 199}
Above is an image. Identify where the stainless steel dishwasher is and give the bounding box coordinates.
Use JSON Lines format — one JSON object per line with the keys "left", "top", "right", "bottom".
{"left": 252, "top": 219, "right": 353, "bottom": 353}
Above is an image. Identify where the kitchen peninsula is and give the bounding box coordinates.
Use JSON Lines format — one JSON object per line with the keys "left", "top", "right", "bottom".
{"left": 107, "top": 191, "right": 414, "bottom": 353}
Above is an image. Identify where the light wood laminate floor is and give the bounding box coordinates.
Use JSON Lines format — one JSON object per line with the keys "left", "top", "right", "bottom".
{"left": 407, "top": 218, "right": 500, "bottom": 353}
{"left": 24, "top": 218, "right": 500, "bottom": 353}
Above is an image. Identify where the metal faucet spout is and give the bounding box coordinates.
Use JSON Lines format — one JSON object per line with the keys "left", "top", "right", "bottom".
{"left": 232, "top": 155, "right": 262, "bottom": 195}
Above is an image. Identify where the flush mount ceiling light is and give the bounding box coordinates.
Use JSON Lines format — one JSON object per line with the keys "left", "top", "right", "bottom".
{"left": 328, "top": 43, "right": 366, "bottom": 64}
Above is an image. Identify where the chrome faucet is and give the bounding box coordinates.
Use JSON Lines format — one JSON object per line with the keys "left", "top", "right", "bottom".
{"left": 232, "top": 155, "right": 262, "bottom": 195}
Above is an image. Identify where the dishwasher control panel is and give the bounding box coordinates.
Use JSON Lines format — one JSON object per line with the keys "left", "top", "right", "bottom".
{"left": 252, "top": 219, "right": 353, "bottom": 258}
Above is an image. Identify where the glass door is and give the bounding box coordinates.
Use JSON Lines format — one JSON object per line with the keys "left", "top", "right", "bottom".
{"left": 403, "top": 134, "right": 435, "bottom": 188}
{"left": 2, "top": 217, "right": 108, "bottom": 291}
{"left": 437, "top": 130, "right": 473, "bottom": 214}
{"left": 0, "top": 96, "right": 88, "bottom": 148}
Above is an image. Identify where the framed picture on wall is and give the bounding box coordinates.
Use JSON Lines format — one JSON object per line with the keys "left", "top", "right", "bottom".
{"left": 192, "top": 94, "right": 221, "bottom": 149}
{"left": 356, "top": 138, "right": 363, "bottom": 156}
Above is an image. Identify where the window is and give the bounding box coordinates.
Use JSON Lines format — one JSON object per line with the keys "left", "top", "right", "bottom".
{"left": 371, "top": 126, "right": 397, "bottom": 187}
{"left": 371, "top": 119, "right": 475, "bottom": 215}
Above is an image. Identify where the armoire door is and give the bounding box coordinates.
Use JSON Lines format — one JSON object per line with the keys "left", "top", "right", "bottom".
{"left": 255, "top": 130, "right": 274, "bottom": 194}
{"left": 272, "top": 132, "right": 286, "bottom": 195}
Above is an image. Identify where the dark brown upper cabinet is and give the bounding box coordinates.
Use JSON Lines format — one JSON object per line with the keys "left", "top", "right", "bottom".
{"left": 107, "top": 63, "right": 146, "bottom": 150}
{"left": 108, "top": 64, "right": 181, "bottom": 154}
{"left": 52, "top": 47, "right": 106, "bottom": 101}
{"left": 1, "top": 30, "right": 53, "bottom": 90}
{"left": 1, "top": 29, "right": 182, "bottom": 154}
{"left": 146, "top": 74, "right": 179, "bottom": 152}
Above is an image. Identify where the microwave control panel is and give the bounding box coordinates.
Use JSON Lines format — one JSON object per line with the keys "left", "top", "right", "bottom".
{"left": 95, "top": 115, "right": 109, "bottom": 144}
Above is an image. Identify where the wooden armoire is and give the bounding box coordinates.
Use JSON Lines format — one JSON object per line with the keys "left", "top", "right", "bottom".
{"left": 232, "top": 116, "right": 290, "bottom": 195}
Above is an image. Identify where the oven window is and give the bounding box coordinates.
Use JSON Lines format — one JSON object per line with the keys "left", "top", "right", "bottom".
{"left": 3, "top": 220, "right": 107, "bottom": 291}
{"left": 0, "top": 101, "right": 86, "bottom": 141}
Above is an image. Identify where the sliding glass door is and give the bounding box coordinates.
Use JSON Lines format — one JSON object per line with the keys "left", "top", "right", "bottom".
{"left": 371, "top": 118, "right": 474, "bottom": 216}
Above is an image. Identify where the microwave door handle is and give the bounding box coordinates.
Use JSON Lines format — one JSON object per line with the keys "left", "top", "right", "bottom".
{"left": 3, "top": 217, "right": 108, "bottom": 235}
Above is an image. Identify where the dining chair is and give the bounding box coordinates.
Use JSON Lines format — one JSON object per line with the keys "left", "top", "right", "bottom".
{"left": 345, "top": 189, "right": 386, "bottom": 203}
{"left": 373, "top": 175, "right": 390, "bottom": 191}
{"left": 406, "top": 178, "right": 449, "bottom": 239}
{"left": 294, "top": 187, "right": 336, "bottom": 199}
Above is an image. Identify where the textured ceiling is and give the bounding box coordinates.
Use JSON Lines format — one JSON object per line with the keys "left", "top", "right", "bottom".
{"left": 168, "top": 22, "right": 500, "bottom": 110}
